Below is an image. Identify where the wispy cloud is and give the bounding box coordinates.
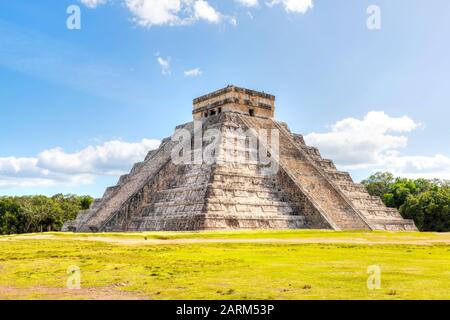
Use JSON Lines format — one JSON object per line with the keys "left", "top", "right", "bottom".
{"left": 235, "top": 0, "right": 259, "bottom": 7}
{"left": 184, "top": 68, "right": 202, "bottom": 77}
{"left": 80, "top": 0, "right": 314, "bottom": 28}
{"left": 156, "top": 56, "right": 171, "bottom": 75}
{"left": 80, "top": 0, "right": 107, "bottom": 9}
{"left": 267, "top": 0, "right": 313, "bottom": 13}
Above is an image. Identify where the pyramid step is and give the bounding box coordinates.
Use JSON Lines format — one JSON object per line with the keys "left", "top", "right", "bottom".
{"left": 130, "top": 161, "right": 145, "bottom": 174}
{"left": 89, "top": 198, "right": 103, "bottom": 210}
{"left": 155, "top": 190, "right": 208, "bottom": 203}
{"left": 208, "top": 188, "right": 286, "bottom": 200}
{"left": 118, "top": 174, "right": 129, "bottom": 185}
{"left": 303, "top": 146, "right": 322, "bottom": 158}
{"left": 103, "top": 186, "right": 119, "bottom": 198}
{"left": 213, "top": 166, "right": 274, "bottom": 175}
{"left": 325, "top": 171, "right": 354, "bottom": 183}
{"left": 359, "top": 207, "right": 403, "bottom": 219}
{"left": 207, "top": 198, "right": 294, "bottom": 208}
{"left": 366, "top": 218, "right": 418, "bottom": 231}
{"left": 145, "top": 203, "right": 204, "bottom": 216}
{"left": 317, "top": 159, "right": 337, "bottom": 171}
{"left": 151, "top": 198, "right": 293, "bottom": 209}
{"left": 293, "top": 133, "right": 306, "bottom": 145}
{"left": 342, "top": 190, "right": 373, "bottom": 198}
{"left": 144, "top": 149, "right": 158, "bottom": 161}
{"left": 346, "top": 195, "right": 386, "bottom": 208}
{"left": 239, "top": 115, "right": 370, "bottom": 230}
{"left": 158, "top": 184, "right": 208, "bottom": 194}
{"left": 82, "top": 132, "right": 184, "bottom": 229}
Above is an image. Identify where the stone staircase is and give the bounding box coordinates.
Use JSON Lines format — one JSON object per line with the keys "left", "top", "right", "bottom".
{"left": 239, "top": 114, "right": 372, "bottom": 230}
{"left": 241, "top": 116, "right": 416, "bottom": 231}
{"left": 63, "top": 124, "right": 192, "bottom": 232}
{"left": 125, "top": 114, "right": 306, "bottom": 231}
{"left": 291, "top": 133, "right": 417, "bottom": 230}
{"left": 123, "top": 163, "right": 212, "bottom": 231}
{"left": 203, "top": 163, "right": 306, "bottom": 229}
{"left": 64, "top": 108, "right": 416, "bottom": 232}
{"left": 64, "top": 86, "right": 418, "bottom": 232}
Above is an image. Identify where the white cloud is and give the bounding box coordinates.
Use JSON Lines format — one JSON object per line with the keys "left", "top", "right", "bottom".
{"left": 123, "top": 0, "right": 222, "bottom": 27}
{"left": 157, "top": 56, "right": 171, "bottom": 75}
{"left": 194, "top": 0, "right": 221, "bottom": 23}
{"left": 125, "top": 0, "right": 186, "bottom": 27}
{"left": 80, "top": 0, "right": 107, "bottom": 9}
{"left": 0, "top": 139, "right": 160, "bottom": 189}
{"left": 305, "top": 111, "right": 450, "bottom": 179}
{"left": 235, "top": 0, "right": 259, "bottom": 8}
{"left": 81, "top": 0, "right": 312, "bottom": 28}
{"left": 267, "top": 0, "right": 313, "bottom": 13}
{"left": 384, "top": 154, "right": 450, "bottom": 180}
{"left": 305, "top": 111, "right": 419, "bottom": 169}
{"left": 228, "top": 16, "right": 238, "bottom": 26}
{"left": 184, "top": 68, "right": 202, "bottom": 77}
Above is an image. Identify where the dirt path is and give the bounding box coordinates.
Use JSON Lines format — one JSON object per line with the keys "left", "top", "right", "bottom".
{"left": 3, "top": 234, "right": 449, "bottom": 246}
{"left": 0, "top": 285, "right": 147, "bottom": 300}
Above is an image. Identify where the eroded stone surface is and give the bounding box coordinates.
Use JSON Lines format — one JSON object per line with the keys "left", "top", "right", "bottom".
{"left": 63, "top": 86, "right": 417, "bottom": 232}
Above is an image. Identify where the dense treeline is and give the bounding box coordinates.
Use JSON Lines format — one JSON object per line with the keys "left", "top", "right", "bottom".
{"left": 362, "top": 172, "right": 450, "bottom": 232}
{"left": 1, "top": 173, "right": 449, "bottom": 234}
{"left": 0, "top": 194, "right": 92, "bottom": 235}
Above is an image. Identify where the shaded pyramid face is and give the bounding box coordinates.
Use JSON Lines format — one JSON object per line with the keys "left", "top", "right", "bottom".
{"left": 63, "top": 86, "right": 417, "bottom": 232}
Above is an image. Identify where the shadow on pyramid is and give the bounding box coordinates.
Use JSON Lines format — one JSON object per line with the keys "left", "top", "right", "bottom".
{"left": 63, "top": 86, "right": 417, "bottom": 232}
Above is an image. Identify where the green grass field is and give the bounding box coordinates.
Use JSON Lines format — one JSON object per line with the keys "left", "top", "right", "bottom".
{"left": 0, "top": 230, "right": 449, "bottom": 300}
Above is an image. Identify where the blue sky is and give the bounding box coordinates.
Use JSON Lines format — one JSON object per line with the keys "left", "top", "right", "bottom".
{"left": 1, "top": 0, "right": 449, "bottom": 197}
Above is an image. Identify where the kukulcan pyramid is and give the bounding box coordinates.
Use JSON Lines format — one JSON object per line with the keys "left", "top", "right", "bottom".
{"left": 63, "top": 86, "right": 417, "bottom": 232}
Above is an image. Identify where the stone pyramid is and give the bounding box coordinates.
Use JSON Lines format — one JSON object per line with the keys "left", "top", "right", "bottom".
{"left": 63, "top": 86, "right": 417, "bottom": 232}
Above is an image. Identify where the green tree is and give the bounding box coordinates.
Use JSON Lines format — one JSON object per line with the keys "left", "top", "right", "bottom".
{"left": 0, "top": 198, "right": 26, "bottom": 234}
{"left": 383, "top": 178, "right": 434, "bottom": 209}
{"left": 80, "top": 195, "right": 94, "bottom": 210}
{"left": 401, "top": 187, "right": 450, "bottom": 231}
{"left": 0, "top": 194, "right": 93, "bottom": 235}
{"left": 362, "top": 172, "right": 450, "bottom": 232}
{"left": 362, "top": 172, "right": 395, "bottom": 198}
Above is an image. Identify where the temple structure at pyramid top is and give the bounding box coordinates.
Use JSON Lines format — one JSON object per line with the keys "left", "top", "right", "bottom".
{"left": 193, "top": 85, "right": 275, "bottom": 120}
{"left": 63, "top": 85, "right": 417, "bottom": 232}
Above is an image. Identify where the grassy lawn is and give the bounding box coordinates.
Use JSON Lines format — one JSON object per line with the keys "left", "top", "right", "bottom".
{"left": 0, "top": 230, "right": 449, "bottom": 300}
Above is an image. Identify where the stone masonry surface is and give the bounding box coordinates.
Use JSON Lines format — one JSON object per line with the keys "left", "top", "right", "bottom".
{"left": 63, "top": 86, "right": 417, "bottom": 232}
